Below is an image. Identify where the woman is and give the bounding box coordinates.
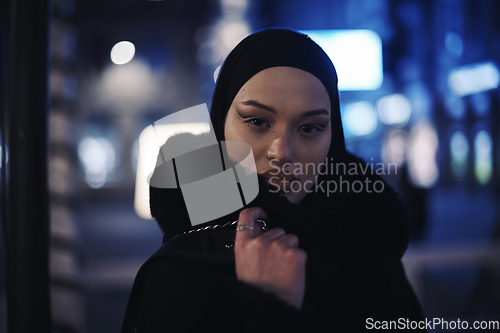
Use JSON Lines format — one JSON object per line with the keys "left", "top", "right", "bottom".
{"left": 122, "top": 28, "right": 426, "bottom": 332}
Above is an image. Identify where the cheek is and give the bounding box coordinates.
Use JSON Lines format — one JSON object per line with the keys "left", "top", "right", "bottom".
{"left": 251, "top": 142, "right": 272, "bottom": 173}
{"left": 224, "top": 113, "right": 238, "bottom": 141}
{"left": 319, "top": 129, "right": 332, "bottom": 157}
{"left": 224, "top": 117, "right": 268, "bottom": 170}
{"left": 301, "top": 134, "right": 331, "bottom": 164}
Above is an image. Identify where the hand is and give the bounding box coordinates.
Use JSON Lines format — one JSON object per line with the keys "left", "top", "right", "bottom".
{"left": 234, "top": 207, "right": 307, "bottom": 309}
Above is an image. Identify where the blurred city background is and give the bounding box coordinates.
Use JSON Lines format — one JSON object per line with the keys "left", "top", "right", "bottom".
{"left": 1, "top": 0, "right": 500, "bottom": 332}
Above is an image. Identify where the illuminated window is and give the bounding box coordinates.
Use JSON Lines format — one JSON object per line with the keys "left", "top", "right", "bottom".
{"left": 134, "top": 104, "right": 213, "bottom": 219}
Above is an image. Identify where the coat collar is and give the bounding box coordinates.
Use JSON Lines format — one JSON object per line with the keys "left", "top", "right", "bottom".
{"left": 154, "top": 151, "right": 411, "bottom": 267}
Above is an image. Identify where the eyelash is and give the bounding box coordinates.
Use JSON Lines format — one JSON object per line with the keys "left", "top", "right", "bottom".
{"left": 243, "top": 117, "right": 324, "bottom": 135}
{"left": 244, "top": 117, "right": 269, "bottom": 128}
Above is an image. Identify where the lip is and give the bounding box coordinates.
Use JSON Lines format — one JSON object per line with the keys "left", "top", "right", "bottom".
{"left": 259, "top": 171, "right": 297, "bottom": 193}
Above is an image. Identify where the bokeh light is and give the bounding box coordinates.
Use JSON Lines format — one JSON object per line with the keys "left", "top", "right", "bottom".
{"left": 448, "top": 61, "right": 500, "bottom": 97}
{"left": 110, "top": 41, "right": 135, "bottom": 65}
{"left": 450, "top": 131, "right": 469, "bottom": 181}
{"left": 474, "top": 130, "right": 492, "bottom": 185}
{"left": 197, "top": 20, "right": 250, "bottom": 65}
{"left": 219, "top": 21, "right": 250, "bottom": 51}
{"left": 407, "top": 122, "right": 439, "bottom": 188}
{"left": 376, "top": 94, "right": 412, "bottom": 127}
{"left": 78, "top": 137, "right": 116, "bottom": 188}
{"left": 302, "top": 29, "right": 383, "bottom": 91}
{"left": 382, "top": 129, "right": 408, "bottom": 167}
{"left": 342, "top": 101, "right": 378, "bottom": 136}
{"left": 445, "top": 32, "right": 464, "bottom": 59}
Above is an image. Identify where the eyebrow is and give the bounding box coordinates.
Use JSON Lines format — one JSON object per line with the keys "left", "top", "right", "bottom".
{"left": 240, "top": 100, "right": 330, "bottom": 117}
{"left": 241, "top": 100, "right": 276, "bottom": 113}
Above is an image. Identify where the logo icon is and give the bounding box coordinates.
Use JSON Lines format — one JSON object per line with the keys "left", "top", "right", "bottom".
{"left": 135, "top": 104, "right": 259, "bottom": 226}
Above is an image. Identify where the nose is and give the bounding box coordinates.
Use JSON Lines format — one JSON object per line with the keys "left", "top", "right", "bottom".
{"left": 267, "top": 134, "right": 293, "bottom": 164}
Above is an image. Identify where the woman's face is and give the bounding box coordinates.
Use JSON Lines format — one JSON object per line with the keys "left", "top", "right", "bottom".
{"left": 224, "top": 66, "right": 331, "bottom": 204}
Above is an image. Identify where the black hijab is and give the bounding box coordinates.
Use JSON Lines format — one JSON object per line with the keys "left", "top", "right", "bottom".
{"left": 209, "top": 27, "right": 346, "bottom": 164}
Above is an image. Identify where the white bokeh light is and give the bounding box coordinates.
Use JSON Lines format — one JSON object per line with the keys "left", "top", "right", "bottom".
{"left": 110, "top": 41, "right": 135, "bottom": 65}
{"left": 448, "top": 61, "right": 500, "bottom": 97}
{"left": 78, "top": 137, "right": 116, "bottom": 188}
{"left": 376, "top": 94, "right": 412, "bottom": 127}
{"left": 407, "top": 122, "right": 439, "bottom": 188}
{"left": 219, "top": 21, "right": 250, "bottom": 51}
{"left": 343, "top": 101, "right": 378, "bottom": 136}
{"left": 382, "top": 129, "right": 408, "bottom": 167}
{"left": 197, "top": 20, "right": 250, "bottom": 65}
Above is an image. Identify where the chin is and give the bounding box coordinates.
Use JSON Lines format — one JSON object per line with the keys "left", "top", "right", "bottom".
{"left": 281, "top": 191, "right": 305, "bottom": 204}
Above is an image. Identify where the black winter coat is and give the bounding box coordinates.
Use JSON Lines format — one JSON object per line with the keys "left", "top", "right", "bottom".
{"left": 122, "top": 152, "right": 426, "bottom": 332}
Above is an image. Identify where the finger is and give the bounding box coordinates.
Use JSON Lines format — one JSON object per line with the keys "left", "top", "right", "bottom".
{"left": 235, "top": 207, "right": 267, "bottom": 243}
{"left": 259, "top": 227, "right": 286, "bottom": 243}
{"left": 276, "top": 233, "right": 299, "bottom": 248}
{"left": 296, "top": 248, "right": 308, "bottom": 264}
{"left": 253, "top": 219, "right": 267, "bottom": 237}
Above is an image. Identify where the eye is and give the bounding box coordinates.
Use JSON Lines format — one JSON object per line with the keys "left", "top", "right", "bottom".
{"left": 299, "top": 124, "right": 322, "bottom": 134}
{"left": 244, "top": 117, "right": 269, "bottom": 128}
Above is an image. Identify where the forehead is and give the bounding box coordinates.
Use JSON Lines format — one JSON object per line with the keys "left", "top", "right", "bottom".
{"left": 234, "top": 66, "right": 331, "bottom": 111}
